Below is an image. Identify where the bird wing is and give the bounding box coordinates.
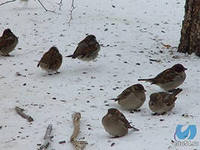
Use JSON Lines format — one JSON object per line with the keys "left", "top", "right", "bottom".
{"left": 117, "top": 87, "right": 133, "bottom": 101}
{"left": 72, "top": 41, "right": 89, "bottom": 57}
{"left": 0, "top": 36, "right": 15, "bottom": 50}
{"left": 161, "top": 93, "right": 176, "bottom": 106}
{"left": 49, "top": 52, "right": 62, "bottom": 69}
{"left": 72, "top": 40, "right": 98, "bottom": 58}
{"left": 38, "top": 51, "right": 51, "bottom": 67}
{"left": 117, "top": 112, "right": 132, "bottom": 128}
{"left": 153, "top": 68, "right": 178, "bottom": 84}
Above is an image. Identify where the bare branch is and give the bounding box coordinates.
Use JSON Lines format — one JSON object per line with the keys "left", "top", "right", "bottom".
{"left": 149, "top": 59, "right": 161, "bottom": 63}
{"left": 39, "top": 124, "right": 53, "bottom": 150}
{"left": 68, "top": 0, "right": 76, "bottom": 25}
{"left": 15, "top": 106, "right": 34, "bottom": 122}
{"left": 0, "top": 0, "right": 16, "bottom": 6}
{"left": 37, "top": 0, "right": 55, "bottom": 13}
{"left": 57, "top": 0, "right": 63, "bottom": 10}
{"left": 70, "top": 112, "right": 88, "bottom": 150}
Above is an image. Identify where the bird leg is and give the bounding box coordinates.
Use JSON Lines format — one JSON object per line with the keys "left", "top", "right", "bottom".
{"left": 152, "top": 112, "right": 159, "bottom": 116}
{"left": 55, "top": 71, "right": 60, "bottom": 74}
{"left": 130, "top": 109, "right": 141, "bottom": 113}
{"left": 134, "top": 109, "right": 141, "bottom": 112}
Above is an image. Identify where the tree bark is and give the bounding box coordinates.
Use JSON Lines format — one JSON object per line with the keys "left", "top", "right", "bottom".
{"left": 178, "top": 0, "right": 200, "bottom": 56}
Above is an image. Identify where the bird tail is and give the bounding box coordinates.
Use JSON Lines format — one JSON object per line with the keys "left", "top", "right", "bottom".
{"left": 138, "top": 78, "right": 154, "bottom": 83}
{"left": 110, "top": 98, "right": 119, "bottom": 101}
{"left": 171, "top": 88, "right": 182, "bottom": 96}
{"left": 130, "top": 126, "right": 139, "bottom": 131}
{"left": 66, "top": 54, "right": 76, "bottom": 58}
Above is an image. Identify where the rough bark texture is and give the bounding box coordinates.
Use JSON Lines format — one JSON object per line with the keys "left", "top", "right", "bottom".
{"left": 178, "top": 0, "right": 200, "bottom": 56}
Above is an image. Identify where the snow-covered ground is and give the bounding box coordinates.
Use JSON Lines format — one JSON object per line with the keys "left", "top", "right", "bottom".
{"left": 0, "top": 0, "right": 199, "bottom": 150}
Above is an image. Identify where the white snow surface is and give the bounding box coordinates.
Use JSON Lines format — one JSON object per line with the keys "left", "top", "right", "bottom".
{"left": 0, "top": 0, "right": 200, "bottom": 150}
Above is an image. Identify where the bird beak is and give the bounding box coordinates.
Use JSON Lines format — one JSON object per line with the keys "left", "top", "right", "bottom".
{"left": 144, "top": 89, "right": 146, "bottom": 92}
{"left": 184, "top": 68, "right": 187, "bottom": 70}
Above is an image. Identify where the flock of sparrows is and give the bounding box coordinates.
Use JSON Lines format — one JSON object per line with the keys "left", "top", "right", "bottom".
{"left": 0, "top": 28, "right": 187, "bottom": 138}
{"left": 102, "top": 64, "right": 186, "bottom": 137}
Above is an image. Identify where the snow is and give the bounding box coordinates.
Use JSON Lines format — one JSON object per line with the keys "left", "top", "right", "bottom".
{"left": 0, "top": 0, "right": 199, "bottom": 150}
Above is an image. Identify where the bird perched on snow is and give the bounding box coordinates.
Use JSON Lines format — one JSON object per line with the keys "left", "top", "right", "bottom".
{"left": 102, "top": 108, "right": 139, "bottom": 137}
{"left": 149, "top": 88, "right": 182, "bottom": 115}
{"left": 0, "top": 28, "right": 18, "bottom": 56}
{"left": 66, "top": 35, "right": 100, "bottom": 61}
{"left": 37, "top": 46, "right": 62, "bottom": 74}
{"left": 111, "top": 84, "right": 146, "bottom": 112}
{"left": 138, "top": 64, "right": 187, "bottom": 91}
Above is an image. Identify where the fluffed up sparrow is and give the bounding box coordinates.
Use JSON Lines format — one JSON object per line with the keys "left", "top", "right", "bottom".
{"left": 111, "top": 84, "right": 146, "bottom": 112}
{"left": 138, "top": 64, "right": 187, "bottom": 91}
{"left": 102, "top": 108, "right": 139, "bottom": 137}
{"left": 37, "top": 46, "right": 62, "bottom": 74}
{"left": 0, "top": 28, "right": 18, "bottom": 56}
{"left": 66, "top": 35, "right": 100, "bottom": 61}
{"left": 149, "top": 88, "right": 182, "bottom": 115}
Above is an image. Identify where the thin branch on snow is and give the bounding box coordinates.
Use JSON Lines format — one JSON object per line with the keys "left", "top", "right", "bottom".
{"left": 68, "top": 0, "right": 75, "bottom": 25}
{"left": 57, "top": 0, "right": 63, "bottom": 10}
{"left": 37, "top": 0, "right": 55, "bottom": 13}
{"left": 0, "top": 0, "right": 16, "bottom": 6}
{"left": 149, "top": 59, "right": 161, "bottom": 63}
{"left": 70, "top": 112, "right": 88, "bottom": 150}
{"left": 15, "top": 106, "right": 34, "bottom": 122}
{"left": 39, "top": 124, "right": 53, "bottom": 150}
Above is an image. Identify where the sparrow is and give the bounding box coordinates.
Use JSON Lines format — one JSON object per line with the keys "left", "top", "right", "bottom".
{"left": 0, "top": 28, "right": 18, "bottom": 56}
{"left": 111, "top": 84, "right": 146, "bottom": 112}
{"left": 138, "top": 64, "right": 187, "bottom": 91}
{"left": 149, "top": 88, "right": 182, "bottom": 115}
{"left": 37, "top": 46, "right": 62, "bottom": 74}
{"left": 102, "top": 108, "right": 139, "bottom": 137}
{"left": 66, "top": 35, "right": 100, "bottom": 61}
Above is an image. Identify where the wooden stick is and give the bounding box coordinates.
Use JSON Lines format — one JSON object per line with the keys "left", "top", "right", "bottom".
{"left": 0, "top": 0, "right": 16, "bottom": 6}
{"left": 15, "top": 106, "right": 34, "bottom": 122}
{"left": 39, "top": 124, "right": 53, "bottom": 150}
{"left": 149, "top": 59, "right": 161, "bottom": 62}
{"left": 70, "top": 112, "right": 88, "bottom": 150}
{"left": 37, "top": 0, "right": 55, "bottom": 13}
{"left": 68, "top": 0, "right": 75, "bottom": 25}
{"left": 57, "top": 0, "right": 63, "bottom": 10}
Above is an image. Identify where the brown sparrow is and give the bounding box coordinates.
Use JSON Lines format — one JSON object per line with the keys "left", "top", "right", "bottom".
{"left": 66, "top": 35, "right": 100, "bottom": 61}
{"left": 37, "top": 46, "right": 62, "bottom": 74}
{"left": 149, "top": 88, "right": 182, "bottom": 115}
{"left": 102, "top": 108, "right": 139, "bottom": 137}
{"left": 0, "top": 29, "right": 18, "bottom": 56}
{"left": 138, "top": 64, "right": 187, "bottom": 91}
{"left": 111, "top": 84, "right": 146, "bottom": 112}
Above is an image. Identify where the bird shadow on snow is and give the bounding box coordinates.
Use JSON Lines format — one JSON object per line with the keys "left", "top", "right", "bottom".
{"left": 61, "top": 63, "right": 104, "bottom": 76}
{"left": 34, "top": 63, "right": 104, "bottom": 80}
{"left": 12, "top": 6, "right": 39, "bottom": 11}
{"left": 108, "top": 102, "right": 148, "bottom": 115}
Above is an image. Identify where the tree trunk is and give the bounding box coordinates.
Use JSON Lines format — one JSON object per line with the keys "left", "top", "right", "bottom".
{"left": 178, "top": 0, "right": 200, "bottom": 56}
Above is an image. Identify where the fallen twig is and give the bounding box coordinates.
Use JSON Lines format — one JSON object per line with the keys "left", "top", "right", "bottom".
{"left": 37, "top": 0, "right": 55, "bottom": 13}
{"left": 68, "top": 0, "right": 75, "bottom": 25}
{"left": 57, "top": 0, "right": 63, "bottom": 10}
{"left": 15, "top": 106, "right": 34, "bottom": 122}
{"left": 0, "top": 0, "right": 16, "bottom": 6}
{"left": 70, "top": 112, "right": 88, "bottom": 150}
{"left": 149, "top": 59, "right": 161, "bottom": 63}
{"left": 39, "top": 124, "right": 53, "bottom": 150}
{"left": 161, "top": 42, "right": 172, "bottom": 49}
